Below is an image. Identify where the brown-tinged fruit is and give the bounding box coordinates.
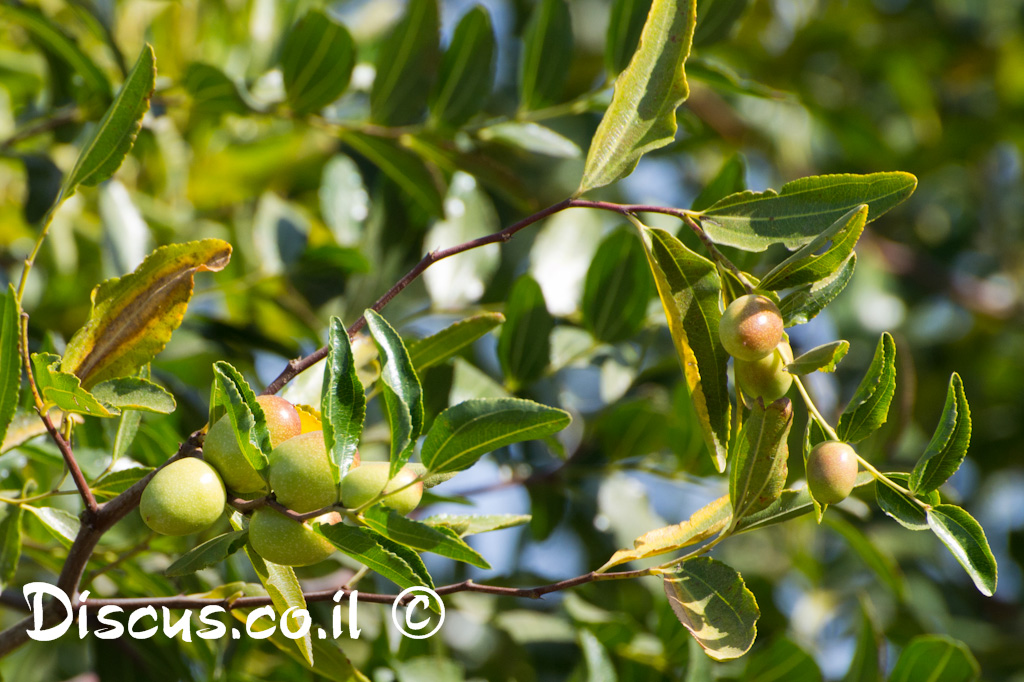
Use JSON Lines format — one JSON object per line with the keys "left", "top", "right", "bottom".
{"left": 719, "top": 294, "right": 785, "bottom": 361}
{"left": 806, "top": 440, "right": 859, "bottom": 504}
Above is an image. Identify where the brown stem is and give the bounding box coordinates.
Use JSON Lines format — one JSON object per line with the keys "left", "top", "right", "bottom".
{"left": 38, "top": 412, "right": 98, "bottom": 516}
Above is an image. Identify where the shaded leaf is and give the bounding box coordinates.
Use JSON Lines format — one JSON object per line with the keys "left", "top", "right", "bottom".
{"left": 90, "top": 376, "right": 176, "bottom": 414}
{"left": 165, "top": 530, "right": 249, "bottom": 577}
{"left": 320, "top": 154, "right": 368, "bottom": 246}
{"left": 837, "top": 333, "right": 896, "bottom": 443}
{"left": 875, "top": 473, "right": 939, "bottom": 531}
{"left": 31, "top": 352, "right": 116, "bottom": 417}
{"left": 497, "top": 275, "right": 554, "bottom": 389}
{"left": 662, "top": 557, "right": 759, "bottom": 661}
{"left": 0, "top": 286, "right": 21, "bottom": 447}
{"left": 842, "top": 598, "right": 882, "bottom": 682}
{"left": 370, "top": 0, "right": 439, "bottom": 126}
{"left": 889, "top": 635, "right": 980, "bottom": 682}
{"left": 730, "top": 398, "right": 793, "bottom": 519}
{"left": 476, "top": 122, "right": 581, "bottom": 158}
{"left": 779, "top": 253, "right": 857, "bottom": 327}
{"left": 183, "top": 62, "right": 250, "bottom": 115}
{"left": 210, "top": 361, "right": 272, "bottom": 476}
{"left": 744, "top": 637, "right": 822, "bottom": 682}
{"left": 693, "top": 0, "right": 750, "bottom": 47}
{"left": 605, "top": 0, "right": 652, "bottom": 76}
{"left": 519, "top": 0, "right": 573, "bottom": 111}
{"left": 786, "top": 341, "right": 849, "bottom": 375}
{"left": 322, "top": 317, "right": 365, "bottom": 484}
{"left": 927, "top": 504, "right": 997, "bottom": 596}
{"left": 0, "top": 503, "right": 22, "bottom": 590}
{"left": 318, "top": 523, "right": 433, "bottom": 591}
{"left": 90, "top": 466, "right": 154, "bottom": 500}
{"left": 409, "top": 313, "right": 505, "bottom": 372}
{"left": 910, "top": 373, "right": 971, "bottom": 494}
{"left": 362, "top": 507, "right": 489, "bottom": 568}
{"left": 423, "top": 514, "right": 531, "bottom": 536}
{"left": 759, "top": 205, "right": 867, "bottom": 290}
{"left": 826, "top": 516, "right": 904, "bottom": 597}
{"left": 431, "top": 6, "right": 495, "bottom": 127}
{"left": 24, "top": 506, "right": 80, "bottom": 547}
{"left": 281, "top": 10, "right": 355, "bottom": 115}
{"left": 341, "top": 132, "right": 445, "bottom": 217}
{"left": 582, "top": 229, "right": 654, "bottom": 343}
{"left": 691, "top": 153, "right": 747, "bottom": 212}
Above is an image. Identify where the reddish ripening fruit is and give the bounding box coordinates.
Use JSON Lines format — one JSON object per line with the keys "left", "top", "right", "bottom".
{"left": 268, "top": 431, "right": 339, "bottom": 513}
{"left": 806, "top": 440, "right": 859, "bottom": 504}
{"left": 340, "top": 462, "right": 422, "bottom": 515}
{"left": 719, "top": 295, "right": 785, "bottom": 361}
{"left": 204, "top": 395, "right": 302, "bottom": 494}
{"left": 140, "top": 458, "right": 226, "bottom": 536}
{"left": 735, "top": 341, "right": 794, "bottom": 402}
{"left": 248, "top": 508, "right": 338, "bottom": 567}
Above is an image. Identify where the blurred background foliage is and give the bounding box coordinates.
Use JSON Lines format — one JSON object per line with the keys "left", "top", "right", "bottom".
{"left": 1, "top": 0, "right": 1023, "bottom": 679}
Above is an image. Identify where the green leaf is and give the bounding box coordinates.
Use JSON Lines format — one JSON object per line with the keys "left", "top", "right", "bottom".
{"left": 605, "top": 0, "right": 651, "bottom": 75}
{"left": 662, "top": 556, "right": 759, "bottom": 661}
{"left": 320, "top": 154, "right": 368, "bottom": 246}
{"left": 693, "top": 0, "right": 750, "bottom": 47}
{"left": 825, "top": 516, "right": 904, "bottom": 597}
{"left": 600, "top": 495, "right": 731, "bottom": 571}
{"left": 111, "top": 404, "right": 142, "bottom": 464}
{"left": 340, "top": 132, "right": 445, "bottom": 217}
{"left": 579, "top": 629, "right": 617, "bottom": 682}
{"left": 875, "top": 473, "right": 939, "bottom": 531}
{"left": 889, "top": 635, "right": 980, "bottom": 682}
{"left": 698, "top": 172, "right": 917, "bottom": 252}
{"left": 182, "top": 62, "right": 251, "bottom": 116}
{"left": 691, "top": 153, "right": 747, "bottom": 212}
{"left": 0, "top": 503, "right": 23, "bottom": 590}
{"left": 90, "top": 466, "right": 154, "bottom": 500}
{"left": 362, "top": 507, "right": 489, "bottom": 569}
{"left": 60, "top": 239, "right": 231, "bottom": 389}
{"left": 729, "top": 398, "right": 793, "bottom": 519}
{"left": 910, "top": 373, "right": 971, "bottom": 494}
{"left": 759, "top": 205, "right": 867, "bottom": 290}
{"left": 735, "top": 473, "right": 874, "bottom": 534}
{"left": 423, "top": 514, "right": 531, "bottom": 536}
{"left": 421, "top": 398, "right": 571, "bottom": 474}
{"left": 842, "top": 599, "right": 882, "bottom": 682}
{"left": 430, "top": 6, "right": 494, "bottom": 128}
{"left": 582, "top": 229, "right": 654, "bottom": 343}
{"left": 31, "top": 352, "right": 116, "bottom": 417}
{"left": 280, "top": 10, "right": 355, "bottom": 115}
{"left": 927, "top": 504, "right": 997, "bottom": 596}
{"left": 837, "top": 333, "right": 897, "bottom": 443}
{"left": 210, "top": 361, "right": 272, "bottom": 475}
{"left": 580, "top": 0, "right": 696, "bottom": 192}
{"left": 61, "top": 44, "right": 155, "bottom": 198}
{"left": 786, "top": 341, "right": 849, "bottom": 375}
{"left": 90, "top": 376, "right": 176, "bottom": 414}
{"left": 370, "top": 0, "right": 439, "bottom": 126}
{"left": 24, "top": 506, "right": 80, "bottom": 548}
{"left": 497, "top": 275, "right": 554, "bottom": 389}
{"left": 476, "top": 122, "right": 581, "bottom": 158}
{"left": 779, "top": 253, "right": 857, "bottom": 327}
{"left": 409, "top": 313, "right": 505, "bottom": 372}
{"left": 322, "top": 318, "right": 365, "bottom": 484}
{"left": 164, "top": 530, "right": 249, "bottom": 577}
{"left": 365, "top": 310, "right": 424, "bottom": 477}
{"left": 0, "top": 286, "right": 21, "bottom": 448}
{"left": 744, "top": 638, "right": 822, "bottom": 682}
{"left": 519, "top": 0, "right": 573, "bottom": 111}
{"left": 317, "top": 523, "right": 434, "bottom": 591}
{"left": 642, "top": 227, "right": 731, "bottom": 471}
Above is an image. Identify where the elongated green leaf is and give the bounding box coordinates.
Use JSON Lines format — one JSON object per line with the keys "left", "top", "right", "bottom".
{"left": 318, "top": 523, "right": 433, "bottom": 590}
{"left": 875, "top": 473, "right": 939, "bottom": 531}
{"left": 111, "top": 405, "right": 142, "bottom": 464}
{"left": 210, "top": 361, "right": 272, "bottom": 475}
{"left": 744, "top": 637, "right": 822, "bottom": 682}
{"left": 31, "top": 352, "right": 116, "bottom": 417}
{"left": 24, "top": 506, "right": 80, "bottom": 548}
{"left": 183, "top": 62, "right": 250, "bottom": 115}
{"left": 90, "top": 376, "right": 175, "bottom": 413}
{"left": 605, "top": 0, "right": 652, "bottom": 75}
{"left": 927, "top": 504, "right": 997, "bottom": 596}
{"left": 889, "top": 635, "right": 980, "bottom": 682}
{"left": 582, "top": 229, "right": 654, "bottom": 343}
{"left": 61, "top": 44, "right": 155, "bottom": 198}
{"left": 61, "top": 239, "right": 231, "bottom": 389}
{"left": 779, "top": 253, "right": 856, "bottom": 327}
{"left": 842, "top": 599, "right": 882, "bottom": 682}
{"left": 759, "top": 205, "right": 867, "bottom": 290}
{"left": 421, "top": 398, "right": 570, "bottom": 474}
{"left": 90, "top": 466, "right": 154, "bottom": 500}
{"left": 423, "top": 514, "right": 531, "bottom": 536}
{"left": 340, "top": 132, "right": 445, "bottom": 217}
{"left": 497, "top": 275, "right": 554, "bottom": 389}
{"left": 370, "top": 0, "right": 439, "bottom": 125}
{"left": 786, "top": 341, "right": 849, "bottom": 375}
{"left": 410, "top": 313, "right": 504, "bottom": 372}
{"left": 476, "top": 121, "right": 581, "bottom": 158}
{"left": 0, "top": 503, "right": 23, "bottom": 590}
{"left": 662, "top": 557, "right": 759, "bottom": 661}
{"left": 911, "top": 373, "right": 971, "bottom": 494}
{"left": 692, "top": 153, "right": 747, "bottom": 212}
{"left": 362, "top": 507, "right": 489, "bottom": 568}
{"left": 519, "top": 0, "right": 573, "bottom": 111}
{"left": 643, "top": 227, "right": 730, "bottom": 471}
{"left": 165, "top": 530, "right": 248, "bottom": 577}
{"left": 730, "top": 398, "right": 793, "bottom": 519}
{"left": 320, "top": 154, "right": 368, "bottom": 246}
{"left": 698, "top": 172, "right": 916, "bottom": 252}
{"left": 580, "top": 0, "right": 696, "bottom": 192}
{"left": 365, "top": 310, "right": 424, "bottom": 477}
{"left": 0, "top": 286, "right": 21, "bottom": 447}
{"left": 693, "top": 0, "right": 750, "bottom": 47}
{"left": 837, "top": 333, "right": 896, "bottom": 443}
{"left": 245, "top": 542, "right": 313, "bottom": 664}
{"left": 601, "top": 495, "right": 731, "bottom": 571}
{"left": 735, "top": 473, "right": 874, "bottom": 534}
{"left": 431, "top": 6, "right": 494, "bottom": 127}
{"left": 322, "top": 317, "right": 365, "bottom": 484}
{"left": 281, "top": 10, "right": 355, "bottom": 115}
{"left": 826, "top": 516, "right": 904, "bottom": 597}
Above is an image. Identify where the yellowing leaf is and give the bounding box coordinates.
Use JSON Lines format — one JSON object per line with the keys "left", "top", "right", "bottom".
{"left": 61, "top": 239, "right": 231, "bottom": 389}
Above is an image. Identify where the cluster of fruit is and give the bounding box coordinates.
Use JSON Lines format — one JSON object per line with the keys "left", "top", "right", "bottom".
{"left": 139, "top": 396, "right": 423, "bottom": 566}
{"left": 719, "top": 294, "right": 859, "bottom": 505}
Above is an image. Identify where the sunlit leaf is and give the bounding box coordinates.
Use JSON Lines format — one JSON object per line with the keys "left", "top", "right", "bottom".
{"left": 927, "top": 504, "right": 997, "bottom": 596}
{"left": 165, "top": 530, "right": 249, "bottom": 577}
{"left": 875, "top": 473, "right": 939, "bottom": 531}
{"left": 409, "top": 313, "right": 505, "bottom": 372}
{"left": 90, "top": 376, "right": 176, "bottom": 414}
{"left": 210, "top": 361, "right": 272, "bottom": 476}
{"left": 24, "top": 506, "right": 80, "bottom": 548}
{"left": 476, "top": 122, "right": 581, "bottom": 158}
{"left": 779, "top": 253, "right": 857, "bottom": 327}
{"left": 31, "top": 352, "right": 116, "bottom": 417}
{"left": 0, "top": 286, "right": 21, "bottom": 447}
{"left": 321, "top": 317, "right": 365, "bottom": 484}
{"left": 910, "top": 373, "right": 971, "bottom": 494}
{"left": 786, "top": 341, "right": 849, "bottom": 375}
{"left": 759, "top": 205, "right": 867, "bottom": 290}
{"left": 730, "top": 398, "right": 793, "bottom": 519}
{"left": 423, "top": 514, "right": 531, "bottom": 536}
{"left": 362, "top": 507, "right": 489, "bottom": 568}
{"left": 837, "top": 333, "right": 896, "bottom": 443}
{"left": 318, "top": 523, "right": 434, "bottom": 591}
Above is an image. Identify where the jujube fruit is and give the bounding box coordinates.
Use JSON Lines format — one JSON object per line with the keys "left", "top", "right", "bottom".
{"left": 735, "top": 341, "right": 793, "bottom": 402}
{"left": 806, "top": 440, "right": 859, "bottom": 504}
{"left": 719, "top": 294, "right": 785, "bottom": 361}
{"left": 340, "top": 462, "right": 422, "bottom": 515}
{"left": 140, "top": 458, "right": 226, "bottom": 536}
{"left": 204, "top": 395, "right": 302, "bottom": 494}
{"left": 268, "top": 430, "right": 340, "bottom": 513}
{"left": 248, "top": 508, "right": 338, "bottom": 566}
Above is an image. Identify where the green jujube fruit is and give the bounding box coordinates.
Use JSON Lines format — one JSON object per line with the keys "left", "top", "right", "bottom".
{"left": 735, "top": 341, "right": 794, "bottom": 402}
{"left": 719, "top": 294, "right": 785, "bottom": 361}
{"left": 141, "top": 458, "right": 227, "bottom": 536}
{"left": 268, "top": 430, "right": 340, "bottom": 513}
{"left": 248, "top": 508, "right": 338, "bottom": 566}
{"left": 340, "top": 462, "right": 423, "bottom": 515}
{"left": 806, "top": 440, "right": 859, "bottom": 504}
